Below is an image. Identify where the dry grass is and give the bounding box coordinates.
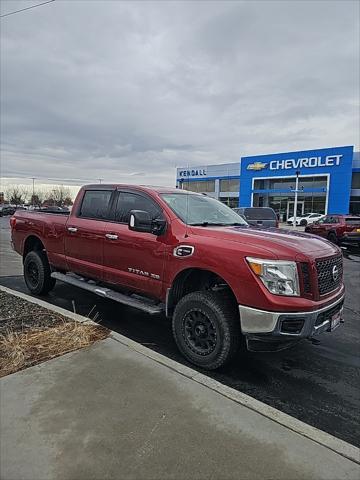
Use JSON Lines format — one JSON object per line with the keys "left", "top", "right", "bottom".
{"left": 0, "top": 320, "right": 109, "bottom": 378}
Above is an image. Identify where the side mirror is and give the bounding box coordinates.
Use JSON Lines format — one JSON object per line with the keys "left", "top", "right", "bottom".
{"left": 128, "top": 210, "right": 166, "bottom": 235}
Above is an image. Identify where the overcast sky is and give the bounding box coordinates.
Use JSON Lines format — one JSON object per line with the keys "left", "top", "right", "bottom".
{"left": 1, "top": 0, "right": 359, "bottom": 192}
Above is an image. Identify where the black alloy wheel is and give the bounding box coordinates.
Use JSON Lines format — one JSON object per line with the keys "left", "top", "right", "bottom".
{"left": 172, "top": 291, "right": 240, "bottom": 370}
{"left": 183, "top": 309, "right": 217, "bottom": 356}
{"left": 25, "top": 260, "right": 40, "bottom": 288}
{"left": 24, "top": 250, "right": 56, "bottom": 295}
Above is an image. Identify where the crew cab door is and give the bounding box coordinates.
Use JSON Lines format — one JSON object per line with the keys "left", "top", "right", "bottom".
{"left": 64, "top": 188, "right": 114, "bottom": 279}
{"left": 102, "top": 190, "right": 167, "bottom": 298}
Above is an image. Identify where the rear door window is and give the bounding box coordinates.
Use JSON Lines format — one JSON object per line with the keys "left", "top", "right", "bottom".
{"left": 115, "top": 192, "right": 162, "bottom": 223}
{"left": 79, "top": 190, "right": 113, "bottom": 220}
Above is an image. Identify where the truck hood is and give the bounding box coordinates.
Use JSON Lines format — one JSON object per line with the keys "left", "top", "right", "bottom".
{"left": 189, "top": 225, "right": 340, "bottom": 261}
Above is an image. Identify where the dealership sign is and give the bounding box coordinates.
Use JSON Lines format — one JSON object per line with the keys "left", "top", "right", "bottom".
{"left": 269, "top": 154, "right": 342, "bottom": 170}
{"left": 178, "top": 168, "right": 207, "bottom": 178}
{"left": 240, "top": 146, "right": 354, "bottom": 215}
{"left": 247, "top": 155, "right": 342, "bottom": 172}
{"left": 246, "top": 162, "right": 267, "bottom": 171}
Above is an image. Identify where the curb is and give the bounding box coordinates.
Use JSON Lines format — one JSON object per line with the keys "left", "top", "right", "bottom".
{"left": 1, "top": 284, "right": 359, "bottom": 465}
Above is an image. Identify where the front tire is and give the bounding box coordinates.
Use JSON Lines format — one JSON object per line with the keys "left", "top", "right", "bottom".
{"left": 328, "top": 232, "right": 337, "bottom": 244}
{"left": 300, "top": 219, "right": 307, "bottom": 226}
{"left": 172, "top": 291, "right": 240, "bottom": 370}
{"left": 24, "top": 250, "right": 56, "bottom": 295}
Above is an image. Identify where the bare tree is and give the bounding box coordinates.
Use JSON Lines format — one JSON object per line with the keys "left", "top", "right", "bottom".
{"left": 29, "top": 190, "right": 45, "bottom": 207}
{"left": 63, "top": 195, "right": 73, "bottom": 206}
{"left": 46, "top": 186, "right": 73, "bottom": 207}
{"left": 5, "top": 186, "right": 29, "bottom": 205}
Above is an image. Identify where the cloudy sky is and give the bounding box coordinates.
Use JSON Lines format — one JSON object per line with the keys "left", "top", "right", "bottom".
{"left": 1, "top": 0, "right": 359, "bottom": 193}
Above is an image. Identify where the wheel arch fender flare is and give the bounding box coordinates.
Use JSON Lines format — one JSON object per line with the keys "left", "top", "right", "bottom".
{"left": 166, "top": 266, "right": 239, "bottom": 318}
{"left": 22, "top": 234, "right": 47, "bottom": 261}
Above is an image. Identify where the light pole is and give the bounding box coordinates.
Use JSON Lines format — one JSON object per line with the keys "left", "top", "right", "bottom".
{"left": 292, "top": 170, "right": 300, "bottom": 229}
{"left": 31, "top": 177, "right": 35, "bottom": 206}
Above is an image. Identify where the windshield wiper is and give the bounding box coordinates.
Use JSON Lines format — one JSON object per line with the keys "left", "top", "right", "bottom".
{"left": 189, "top": 222, "right": 246, "bottom": 227}
{"left": 189, "top": 222, "right": 225, "bottom": 226}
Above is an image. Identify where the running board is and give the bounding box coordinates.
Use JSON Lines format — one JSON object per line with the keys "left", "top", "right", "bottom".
{"left": 51, "top": 272, "right": 164, "bottom": 315}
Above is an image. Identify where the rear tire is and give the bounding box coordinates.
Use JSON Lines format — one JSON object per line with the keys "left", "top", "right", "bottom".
{"left": 172, "top": 291, "right": 240, "bottom": 370}
{"left": 300, "top": 219, "right": 307, "bottom": 226}
{"left": 24, "top": 250, "right": 56, "bottom": 295}
{"left": 327, "top": 232, "right": 337, "bottom": 244}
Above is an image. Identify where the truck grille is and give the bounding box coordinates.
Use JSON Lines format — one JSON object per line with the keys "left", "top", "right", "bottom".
{"left": 300, "top": 262, "right": 312, "bottom": 294}
{"left": 316, "top": 254, "right": 343, "bottom": 295}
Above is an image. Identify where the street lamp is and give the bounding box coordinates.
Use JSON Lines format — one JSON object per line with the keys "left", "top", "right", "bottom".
{"left": 31, "top": 177, "right": 36, "bottom": 206}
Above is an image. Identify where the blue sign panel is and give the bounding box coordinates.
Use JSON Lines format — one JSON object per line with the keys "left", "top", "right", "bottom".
{"left": 240, "top": 146, "right": 354, "bottom": 213}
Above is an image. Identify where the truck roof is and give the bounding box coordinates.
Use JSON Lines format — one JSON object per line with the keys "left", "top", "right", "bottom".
{"left": 81, "top": 184, "right": 197, "bottom": 195}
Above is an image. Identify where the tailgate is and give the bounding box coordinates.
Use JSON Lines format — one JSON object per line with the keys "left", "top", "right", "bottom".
{"left": 344, "top": 217, "right": 360, "bottom": 232}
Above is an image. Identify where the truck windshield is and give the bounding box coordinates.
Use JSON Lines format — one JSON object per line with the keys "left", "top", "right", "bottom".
{"left": 161, "top": 193, "right": 248, "bottom": 226}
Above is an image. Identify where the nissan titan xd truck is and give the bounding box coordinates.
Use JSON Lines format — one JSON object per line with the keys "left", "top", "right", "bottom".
{"left": 11, "top": 185, "right": 345, "bottom": 370}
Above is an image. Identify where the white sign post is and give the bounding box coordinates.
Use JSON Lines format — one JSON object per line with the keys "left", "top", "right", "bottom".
{"left": 292, "top": 170, "right": 300, "bottom": 229}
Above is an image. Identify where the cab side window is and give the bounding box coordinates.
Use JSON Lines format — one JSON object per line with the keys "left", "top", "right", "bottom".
{"left": 115, "top": 192, "right": 162, "bottom": 223}
{"left": 79, "top": 190, "right": 113, "bottom": 219}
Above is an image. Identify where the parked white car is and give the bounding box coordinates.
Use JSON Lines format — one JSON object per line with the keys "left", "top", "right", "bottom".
{"left": 287, "top": 213, "right": 325, "bottom": 226}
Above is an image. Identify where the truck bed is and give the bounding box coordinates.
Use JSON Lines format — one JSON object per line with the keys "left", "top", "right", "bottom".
{"left": 12, "top": 210, "right": 69, "bottom": 270}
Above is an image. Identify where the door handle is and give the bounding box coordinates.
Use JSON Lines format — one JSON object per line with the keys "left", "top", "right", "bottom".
{"left": 67, "top": 227, "right": 78, "bottom": 233}
{"left": 105, "top": 233, "right": 118, "bottom": 240}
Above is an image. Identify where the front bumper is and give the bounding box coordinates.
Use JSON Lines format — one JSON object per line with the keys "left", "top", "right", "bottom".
{"left": 239, "top": 294, "right": 344, "bottom": 351}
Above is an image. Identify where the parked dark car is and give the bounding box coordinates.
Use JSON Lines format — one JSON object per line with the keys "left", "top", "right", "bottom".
{"left": 39, "top": 206, "right": 70, "bottom": 213}
{"left": 305, "top": 214, "right": 360, "bottom": 245}
{"left": 0, "top": 205, "right": 16, "bottom": 216}
{"left": 233, "top": 207, "right": 279, "bottom": 228}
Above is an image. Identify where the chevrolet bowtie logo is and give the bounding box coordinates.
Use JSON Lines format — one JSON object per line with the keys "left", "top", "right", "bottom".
{"left": 247, "top": 162, "right": 268, "bottom": 171}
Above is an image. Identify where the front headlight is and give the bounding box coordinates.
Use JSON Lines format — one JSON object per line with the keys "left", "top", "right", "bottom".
{"left": 246, "top": 257, "right": 300, "bottom": 296}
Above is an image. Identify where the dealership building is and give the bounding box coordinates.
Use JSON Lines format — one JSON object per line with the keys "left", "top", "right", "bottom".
{"left": 176, "top": 146, "right": 360, "bottom": 221}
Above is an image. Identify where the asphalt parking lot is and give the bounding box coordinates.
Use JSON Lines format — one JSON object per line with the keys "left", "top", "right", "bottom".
{"left": 1, "top": 215, "right": 359, "bottom": 447}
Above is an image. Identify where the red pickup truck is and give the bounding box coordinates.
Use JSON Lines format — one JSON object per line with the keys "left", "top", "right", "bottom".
{"left": 11, "top": 184, "right": 345, "bottom": 369}
{"left": 305, "top": 214, "right": 360, "bottom": 247}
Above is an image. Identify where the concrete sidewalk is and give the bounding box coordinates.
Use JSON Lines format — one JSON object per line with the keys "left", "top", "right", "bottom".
{"left": 1, "top": 332, "right": 359, "bottom": 480}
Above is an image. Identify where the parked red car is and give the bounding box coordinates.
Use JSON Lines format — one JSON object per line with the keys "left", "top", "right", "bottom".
{"left": 305, "top": 214, "right": 360, "bottom": 245}
{"left": 11, "top": 185, "right": 345, "bottom": 369}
